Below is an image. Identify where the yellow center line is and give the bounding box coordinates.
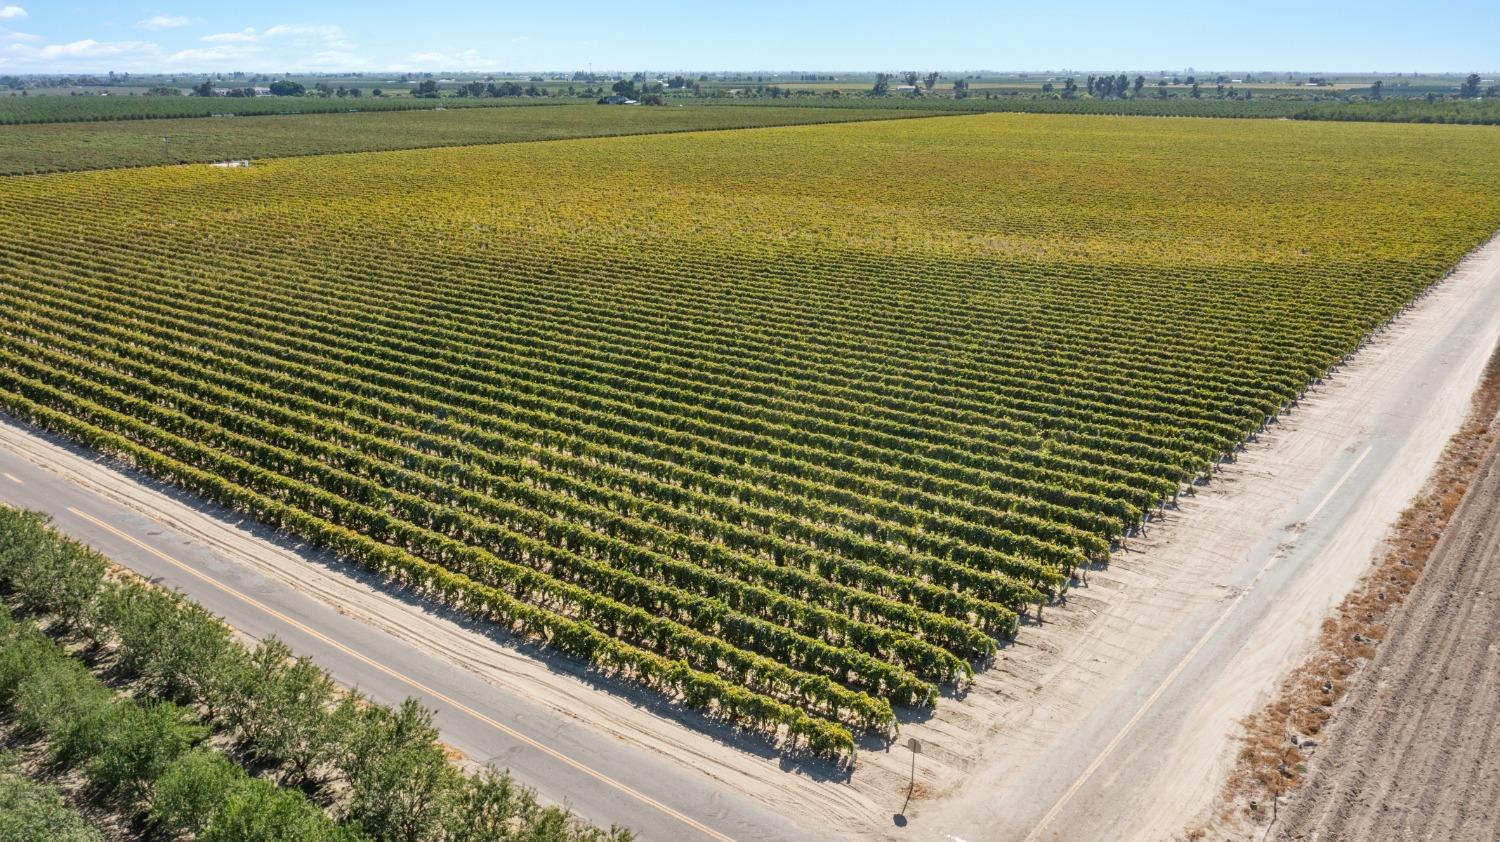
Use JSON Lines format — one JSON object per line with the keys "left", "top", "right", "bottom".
{"left": 66, "top": 506, "right": 735, "bottom": 842}
{"left": 2, "top": 472, "right": 22, "bottom": 484}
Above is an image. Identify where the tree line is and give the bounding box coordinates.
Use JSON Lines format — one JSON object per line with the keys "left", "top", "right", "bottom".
{"left": 0, "top": 505, "right": 631, "bottom": 842}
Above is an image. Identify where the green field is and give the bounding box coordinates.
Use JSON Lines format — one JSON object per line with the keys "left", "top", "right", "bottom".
{"left": 0, "top": 92, "right": 559, "bottom": 124}
{"left": 695, "top": 94, "right": 1500, "bottom": 123}
{"left": 0, "top": 103, "right": 947, "bottom": 173}
{"left": 2, "top": 113, "right": 1499, "bottom": 759}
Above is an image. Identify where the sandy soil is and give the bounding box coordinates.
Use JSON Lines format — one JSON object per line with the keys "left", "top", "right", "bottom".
{"left": 905, "top": 233, "right": 1500, "bottom": 842}
{"left": 1273, "top": 426, "right": 1500, "bottom": 841}
{"left": 3, "top": 235, "right": 1498, "bottom": 840}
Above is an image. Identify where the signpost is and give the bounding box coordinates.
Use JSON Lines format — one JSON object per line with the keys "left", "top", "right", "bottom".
{"left": 901, "top": 737, "right": 923, "bottom": 817}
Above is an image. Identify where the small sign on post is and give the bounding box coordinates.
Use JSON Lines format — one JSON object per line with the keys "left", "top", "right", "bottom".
{"left": 901, "top": 737, "right": 923, "bottom": 818}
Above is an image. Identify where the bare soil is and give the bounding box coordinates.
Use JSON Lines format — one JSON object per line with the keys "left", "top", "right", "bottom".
{"left": 1213, "top": 342, "right": 1500, "bottom": 837}
{"left": 1267, "top": 372, "right": 1500, "bottom": 840}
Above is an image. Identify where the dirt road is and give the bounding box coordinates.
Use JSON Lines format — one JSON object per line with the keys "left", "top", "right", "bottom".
{"left": 911, "top": 233, "right": 1500, "bottom": 842}
{"left": 1274, "top": 426, "right": 1500, "bottom": 841}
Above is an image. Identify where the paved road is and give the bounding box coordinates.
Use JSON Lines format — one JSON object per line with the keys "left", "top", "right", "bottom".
{"left": 0, "top": 421, "right": 823, "bottom": 842}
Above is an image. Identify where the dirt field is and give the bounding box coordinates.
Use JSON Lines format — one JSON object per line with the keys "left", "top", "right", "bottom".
{"left": 1273, "top": 426, "right": 1500, "bottom": 840}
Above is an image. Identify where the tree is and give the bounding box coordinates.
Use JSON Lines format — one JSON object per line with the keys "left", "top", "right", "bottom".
{"left": 923, "top": 71, "right": 939, "bottom": 91}
{"left": 444, "top": 766, "right": 538, "bottom": 842}
{"left": 193, "top": 79, "right": 215, "bottom": 97}
{"left": 871, "top": 73, "right": 891, "bottom": 95}
{"left": 12, "top": 652, "right": 113, "bottom": 767}
{"left": 151, "top": 750, "right": 243, "bottom": 837}
{"left": 104, "top": 583, "right": 238, "bottom": 708}
{"left": 0, "top": 754, "right": 101, "bottom": 842}
{"left": 1370, "top": 79, "right": 1383, "bottom": 100}
{"left": 412, "top": 80, "right": 440, "bottom": 98}
{"left": 1062, "top": 77, "right": 1077, "bottom": 98}
{"left": 1134, "top": 74, "right": 1145, "bottom": 97}
{"left": 1157, "top": 78, "right": 1169, "bottom": 98}
{"left": 902, "top": 71, "right": 919, "bottom": 88}
{"left": 253, "top": 654, "right": 340, "bottom": 787}
{"left": 2, "top": 519, "right": 105, "bottom": 634}
{"left": 1460, "top": 73, "right": 1481, "bottom": 98}
{"left": 1115, "top": 74, "right": 1128, "bottom": 98}
{"left": 224, "top": 638, "right": 294, "bottom": 754}
{"left": 200, "top": 776, "right": 351, "bottom": 842}
{"left": 268, "top": 80, "right": 304, "bottom": 96}
{"left": 86, "top": 701, "right": 205, "bottom": 811}
{"left": 1190, "top": 82, "right": 1202, "bottom": 98}
{"left": 339, "top": 698, "right": 458, "bottom": 842}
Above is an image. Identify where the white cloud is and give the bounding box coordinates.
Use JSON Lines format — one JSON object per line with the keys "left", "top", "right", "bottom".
{"left": 8, "top": 38, "right": 158, "bottom": 60}
{"left": 198, "top": 23, "right": 353, "bottom": 51}
{"left": 6, "top": 18, "right": 368, "bottom": 71}
{"left": 263, "top": 23, "right": 333, "bottom": 38}
{"left": 166, "top": 43, "right": 254, "bottom": 64}
{"left": 395, "top": 48, "right": 494, "bottom": 71}
{"left": 261, "top": 23, "right": 352, "bottom": 49}
{"left": 201, "top": 27, "right": 257, "bottom": 43}
{"left": 137, "top": 14, "right": 191, "bottom": 30}
{"left": 0, "top": 6, "right": 25, "bottom": 20}
{"left": 307, "top": 49, "right": 366, "bottom": 68}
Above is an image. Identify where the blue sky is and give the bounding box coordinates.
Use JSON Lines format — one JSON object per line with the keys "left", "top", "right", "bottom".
{"left": 1, "top": 1, "right": 1496, "bottom": 74}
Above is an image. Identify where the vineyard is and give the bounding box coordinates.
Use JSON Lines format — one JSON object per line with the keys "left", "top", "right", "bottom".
{"left": 2, "top": 113, "right": 1498, "bottom": 762}
{"left": 700, "top": 94, "right": 1500, "bottom": 124}
{"left": 0, "top": 103, "right": 945, "bottom": 174}
{"left": 0, "top": 93, "right": 560, "bottom": 124}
